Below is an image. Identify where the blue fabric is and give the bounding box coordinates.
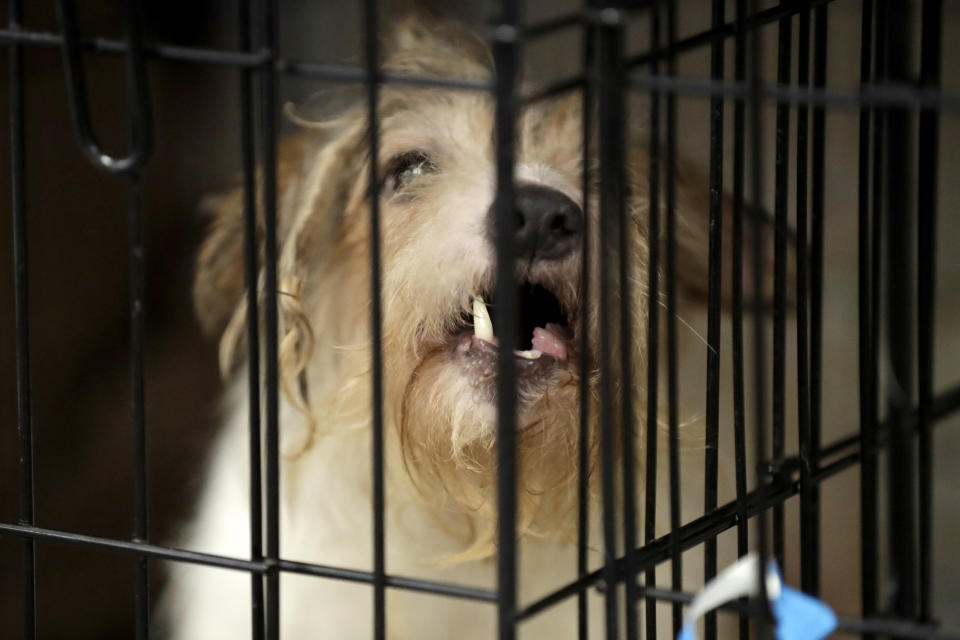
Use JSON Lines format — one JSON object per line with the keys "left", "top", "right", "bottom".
{"left": 772, "top": 584, "right": 837, "bottom": 640}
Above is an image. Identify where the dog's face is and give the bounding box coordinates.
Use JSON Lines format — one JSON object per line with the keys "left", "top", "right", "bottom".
{"left": 194, "top": 17, "right": 757, "bottom": 550}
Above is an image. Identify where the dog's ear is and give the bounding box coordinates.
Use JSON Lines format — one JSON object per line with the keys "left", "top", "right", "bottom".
{"left": 673, "top": 165, "right": 796, "bottom": 309}
{"left": 193, "top": 136, "right": 312, "bottom": 338}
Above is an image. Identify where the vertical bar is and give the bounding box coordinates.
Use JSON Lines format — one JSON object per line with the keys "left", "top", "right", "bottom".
{"left": 884, "top": 0, "right": 917, "bottom": 621}
{"left": 8, "top": 0, "right": 36, "bottom": 636}
{"left": 361, "top": 1, "right": 386, "bottom": 638}
{"left": 643, "top": 3, "right": 662, "bottom": 639}
{"left": 259, "top": 0, "right": 281, "bottom": 634}
{"left": 771, "top": 8, "right": 791, "bottom": 569}
{"left": 856, "top": 0, "right": 878, "bottom": 630}
{"left": 731, "top": 1, "right": 750, "bottom": 639}
{"left": 807, "top": 2, "right": 827, "bottom": 599}
{"left": 239, "top": 0, "right": 265, "bottom": 634}
{"left": 794, "top": 4, "right": 816, "bottom": 596}
{"left": 492, "top": 4, "right": 520, "bottom": 639}
{"left": 747, "top": 0, "right": 772, "bottom": 635}
{"left": 916, "top": 0, "right": 942, "bottom": 622}
{"left": 127, "top": 170, "right": 149, "bottom": 640}
{"left": 577, "top": 7, "right": 593, "bottom": 640}
{"left": 610, "top": 9, "right": 638, "bottom": 639}
{"left": 664, "top": 0, "right": 682, "bottom": 633}
{"left": 122, "top": 3, "right": 152, "bottom": 634}
{"left": 597, "top": 9, "right": 623, "bottom": 640}
{"left": 703, "top": 1, "right": 725, "bottom": 638}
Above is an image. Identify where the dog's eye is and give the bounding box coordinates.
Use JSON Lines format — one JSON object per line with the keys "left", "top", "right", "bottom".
{"left": 382, "top": 151, "right": 437, "bottom": 196}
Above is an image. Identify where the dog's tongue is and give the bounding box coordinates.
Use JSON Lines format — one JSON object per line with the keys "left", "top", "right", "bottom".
{"left": 532, "top": 324, "right": 568, "bottom": 361}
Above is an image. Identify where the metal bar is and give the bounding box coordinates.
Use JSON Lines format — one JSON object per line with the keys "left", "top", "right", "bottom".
{"left": 884, "top": 0, "right": 918, "bottom": 621}
{"left": 664, "top": 0, "right": 683, "bottom": 633}
{"left": 516, "top": 480, "right": 799, "bottom": 623}
{"left": 0, "top": 522, "right": 496, "bottom": 601}
{"left": 596, "top": 8, "right": 623, "bottom": 639}
{"left": 576, "top": 7, "right": 593, "bottom": 639}
{"left": 807, "top": 1, "right": 828, "bottom": 599}
{"left": 53, "top": 0, "right": 153, "bottom": 173}
{"left": 127, "top": 169, "right": 149, "bottom": 640}
{"left": 771, "top": 8, "right": 792, "bottom": 569}
{"left": 0, "top": 27, "right": 492, "bottom": 89}
{"left": 643, "top": 2, "right": 662, "bottom": 638}
{"left": 492, "top": 3, "right": 521, "bottom": 638}
{"left": 361, "top": 0, "right": 387, "bottom": 638}
{"left": 623, "top": 75, "right": 960, "bottom": 112}
{"left": 747, "top": 0, "right": 772, "bottom": 635}
{"left": 626, "top": 0, "right": 835, "bottom": 70}
{"left": 703, "top": 1, "right": 724, "bottom": 637}
{"left": 794, "top": 4, "right": 817, "bottom": 596}
{"left": 608, "top": 8, "right": 638, "bottom": 639}
{"left": 731, "top": 1, "right": 750, "bottom": 638}
{"left": 258, "top": 0, "right": 281, "bottom": 634}
{"left": 916, "top": 0, "right": 942, "bottom": 622}
{"left": 856, "top": 1, "right": 878, "bottom": 630}
{"left": 871, "top": 0, "right": 889, "bottom": 628}
{"left": 8, "top": 0, "right": 35, "bottom": 635}
{"left": 238, "top": 0, "right": 264, "bottom": 635}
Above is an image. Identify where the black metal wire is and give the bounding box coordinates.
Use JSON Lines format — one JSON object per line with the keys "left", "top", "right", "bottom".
{"left": 664, "top": 0, "right": 683, "bottom": 633}
{"left": 8, "top": 0, "right": 35, "bottom": 637}
{"left": 361, "top": 1, "right": 387, "bottom": 638}
{"left": 612, "top": 9, "right": 639, "bottom": 639}
{"left": 643, "top": 1, "right": 662, "bottom": 637}
{"left": 807, "top": 1, "right": 828, "bottom": 599}
{"left": 54, "top": 0, "right": 153, "bottom": 173}
{"left": 596, "top": 9, "right": 624, "bottom": 639}
{"left": 856, "top": 1, "right": 879, "bottom": 632}
{"left": 627, "top": 0, "right": 835, "bottom": 70}
{"left": 576, "top": 7, "right": 593, "bottom": 640}
{"left": 238, "top": 0, "right": 265, "bottom": 635}
{"left": 126, "top": 166, "right": 149, "bottom": 640}
{"left": 794, "top": 3, "right": 816, "bottom": 596}
{"left": 703, "top": 0, "right": 724, "bottom": 636}
{"left": 747, "top": 0, "right": 772, "bottom": 636}
{"left": 916, "top": 0, "right": 942, "bottom": 623}
{"left": 258, "top": 0, "right": 281, "bottom": 634}
{"left": 885, "top": 1, "right": 918, "bottom": 622}
{"left": 731, "top": 2, "right": 750, "bottom": 638}
{"left": 771, "top": 8, "right": 791, "bottom": 569}
{"left": 492, "top": 4, "right": 521, "bottom": 639}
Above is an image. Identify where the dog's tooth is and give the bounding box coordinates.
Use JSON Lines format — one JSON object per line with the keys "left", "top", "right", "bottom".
{"left": 473, "top": 296, "right": 495, "bottom": 342}
{"left": 515, "top": 349, "right": 542, "bottom": 360}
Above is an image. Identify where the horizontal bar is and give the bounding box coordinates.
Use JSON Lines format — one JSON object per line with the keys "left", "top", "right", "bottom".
{"left": 783, "top": 382, "right": 960, "bottom": 471}
{"left": 627, "top": 0, "right": 836, "bottom": 69}
{"left": 515, "top": 480, "right": 796, "bottom": 622}
{"left": 515, "top": 377, "right": 960, "bottom": 623}
{"left": 0, "top": 523, "right": 497, "bottom": 603}
{"left": 0, "top": 28, "right": 490, "bottom": 91}
{"left": 627, "top": 74, "right": 960, "bottom": 112}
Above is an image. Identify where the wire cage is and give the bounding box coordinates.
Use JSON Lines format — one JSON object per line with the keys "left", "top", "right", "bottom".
{"left": 2, "top": 0, "right": 959, "bottom": 639}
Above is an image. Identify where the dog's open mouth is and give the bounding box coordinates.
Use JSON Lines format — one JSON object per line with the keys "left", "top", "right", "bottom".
{"left": 451, "top": 281, "right": 576, "bottom": 384}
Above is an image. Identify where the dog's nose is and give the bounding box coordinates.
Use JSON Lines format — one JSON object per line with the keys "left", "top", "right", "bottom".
{"left": 495, "top": 184, "right": 583, "bottom": 261}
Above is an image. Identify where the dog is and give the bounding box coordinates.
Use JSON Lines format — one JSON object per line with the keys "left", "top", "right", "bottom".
{"left": 158, "top": 15, "right": 777, "bottom": 639}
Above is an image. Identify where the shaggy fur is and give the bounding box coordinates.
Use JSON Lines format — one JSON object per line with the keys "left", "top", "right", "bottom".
{"left": 159, "top": 15, "right": 775, "bottom": 640}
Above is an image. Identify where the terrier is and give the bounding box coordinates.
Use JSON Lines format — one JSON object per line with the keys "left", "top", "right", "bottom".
{"left": 160, "top": 15, "right": 770, "bottom": 639}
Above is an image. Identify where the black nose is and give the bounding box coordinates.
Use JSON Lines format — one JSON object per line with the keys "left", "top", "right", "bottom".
{"left": 490, "top": 184, "right": 583, "bottom": 261}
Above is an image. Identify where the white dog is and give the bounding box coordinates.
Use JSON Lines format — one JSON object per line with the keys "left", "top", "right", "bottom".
{"left": 159, "top": 15, "right": 772, "bottom": 639}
